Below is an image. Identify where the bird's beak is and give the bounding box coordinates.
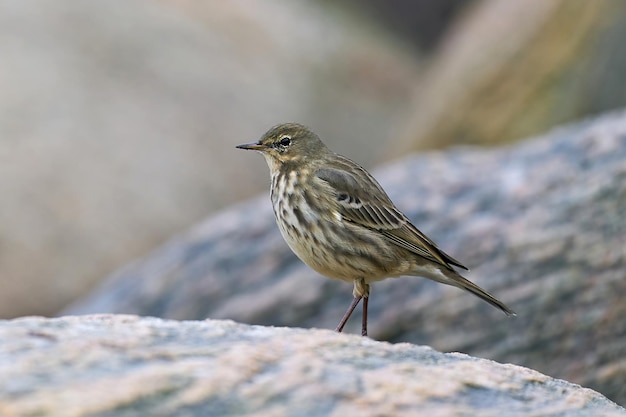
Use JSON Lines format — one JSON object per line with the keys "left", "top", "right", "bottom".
{"left": 236, "top": 142, "right": 266, "bottom": 151}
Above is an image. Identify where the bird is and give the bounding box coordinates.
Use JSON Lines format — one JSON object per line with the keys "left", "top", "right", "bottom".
{"left": 236, "top": 123, "right": 515, "bottom": 336}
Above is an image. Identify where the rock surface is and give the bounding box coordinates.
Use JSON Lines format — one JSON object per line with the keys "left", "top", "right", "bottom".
{"left": 67, "top": 109, "right": 626, "bottom": 406}
{"left": 0, "top": 315, "right": 624, "bottom": 417}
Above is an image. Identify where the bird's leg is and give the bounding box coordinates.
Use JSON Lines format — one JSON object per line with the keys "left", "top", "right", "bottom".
{"left": 335, "top": 296, "right": 362, "bottom": 333}
{"left": 357, "top": 280, "right": 370, "bottom": 337}
{"left": 335, "top": 279, "right": 370, "bottom": 335}
{"left": 361, "top": 295, "right": 368, "bottom": 336}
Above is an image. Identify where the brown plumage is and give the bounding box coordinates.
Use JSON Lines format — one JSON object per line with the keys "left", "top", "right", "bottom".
{"left": 237, "top": 123, "right": 515, "bottom": 336}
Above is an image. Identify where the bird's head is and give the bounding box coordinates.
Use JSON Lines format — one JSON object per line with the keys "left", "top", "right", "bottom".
{"left": 236, "top": 123, "right": 328, "bottom": 169}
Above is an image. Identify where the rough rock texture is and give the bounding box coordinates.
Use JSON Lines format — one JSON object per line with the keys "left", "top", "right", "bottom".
{"left": 0, "top": 0, "right": 419, "bottom": 318}
{"left": 67, "top": 109, "right": 626, "bottom": 406}
{"left": 0, "top": 315, "right": 624, "bottom": 417}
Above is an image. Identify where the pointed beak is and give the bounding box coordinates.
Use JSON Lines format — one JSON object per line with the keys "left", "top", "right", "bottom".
{"left": 236, "top": 142, "right": 266, "bottom": 151}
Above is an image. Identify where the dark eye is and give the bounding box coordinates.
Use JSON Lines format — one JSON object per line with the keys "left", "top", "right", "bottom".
{"left": 279, "top": 136, "right": 291, "bottom": 146}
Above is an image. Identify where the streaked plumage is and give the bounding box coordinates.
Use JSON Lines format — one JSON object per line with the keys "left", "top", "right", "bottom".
{"left": 237, "top": 123, "right": 515, "bottom": 336}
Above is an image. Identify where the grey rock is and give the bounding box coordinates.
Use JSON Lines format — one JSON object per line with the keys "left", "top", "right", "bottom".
{"left": 0, "top": 315, "right": 623, "bottom": 417}
{"left": 0, "top": 0, "right": 418, "bottom": 318}
{"left": 66, "top": 109, "right": 626, "bottom": 405}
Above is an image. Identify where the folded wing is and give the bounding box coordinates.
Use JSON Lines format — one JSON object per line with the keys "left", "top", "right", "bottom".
{"left": 315, "top": 166, "right": 468, "bottom": 271}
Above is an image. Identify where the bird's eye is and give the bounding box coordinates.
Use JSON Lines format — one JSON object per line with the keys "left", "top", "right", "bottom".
{"left": 279, "top": 136, "right": 291, "bottom": 147}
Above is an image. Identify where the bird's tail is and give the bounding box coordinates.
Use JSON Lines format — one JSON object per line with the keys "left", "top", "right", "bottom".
{"left": 437, "top": 269, "right": 516, "bottom": 316}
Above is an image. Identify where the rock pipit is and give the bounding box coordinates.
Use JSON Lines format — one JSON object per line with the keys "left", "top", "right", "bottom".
{"left": 237, "top": 123, "right": 515, "bottom": 336}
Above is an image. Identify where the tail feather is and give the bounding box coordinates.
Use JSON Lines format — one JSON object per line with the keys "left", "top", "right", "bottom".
{"left": 457, "top": 275, "right": 516, "bottom": 316}
{"left": 434, "top": 269, "right": 516, "bottom": 316}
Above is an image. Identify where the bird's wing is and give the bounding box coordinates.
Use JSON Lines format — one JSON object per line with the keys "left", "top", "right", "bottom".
{"left": 315, "top": 166, "right": 467, "bottom": 270}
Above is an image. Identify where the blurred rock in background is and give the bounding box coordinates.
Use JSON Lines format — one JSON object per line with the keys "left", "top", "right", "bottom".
{"left": 0, "top": 0, "right": 419, "bottom": 318}
{"left": 67, "top": 110, "right": 626, "bottom": 405}
{"left": 392, "top": 0, "right": 626, "bottom": 153}
{"left": 330, "top": 0, "right": 474, "bottom": 52}
{"left": 2, "top": 0, "right": 626, "bottom": 329}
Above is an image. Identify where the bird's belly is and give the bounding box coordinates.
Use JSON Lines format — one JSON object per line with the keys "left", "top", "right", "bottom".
{"left": 275, "top": 213, "right": 348, "bottom": 280}
{"left": 274, "top": 203, "right": 408, "bottom": 283}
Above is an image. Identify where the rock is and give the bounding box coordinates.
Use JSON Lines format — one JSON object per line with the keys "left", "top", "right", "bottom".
{"left": 0, "top": 315, "right": 623, "bottom": 417}
{"left": 66, "top": 109, "right": 626, "bottom": 405}
{"left": 393, "top": 0, "right": 626, "bottom": 153}
{"left": 0, "top": 0, "right": 419, "bottom": 318}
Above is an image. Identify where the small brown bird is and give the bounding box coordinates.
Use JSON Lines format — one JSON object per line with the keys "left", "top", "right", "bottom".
{"left": 237, "top": 123, "right": 515, "bottom": 336}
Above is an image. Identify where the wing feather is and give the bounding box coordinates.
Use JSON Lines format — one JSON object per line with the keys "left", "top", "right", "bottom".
{"left": 315, "top": 165, "right": 468, "bottom": 270}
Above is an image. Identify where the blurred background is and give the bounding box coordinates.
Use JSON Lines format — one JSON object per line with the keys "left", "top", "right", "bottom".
{"left": 1, "top": 0, "right": 626, "bottom": 319}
